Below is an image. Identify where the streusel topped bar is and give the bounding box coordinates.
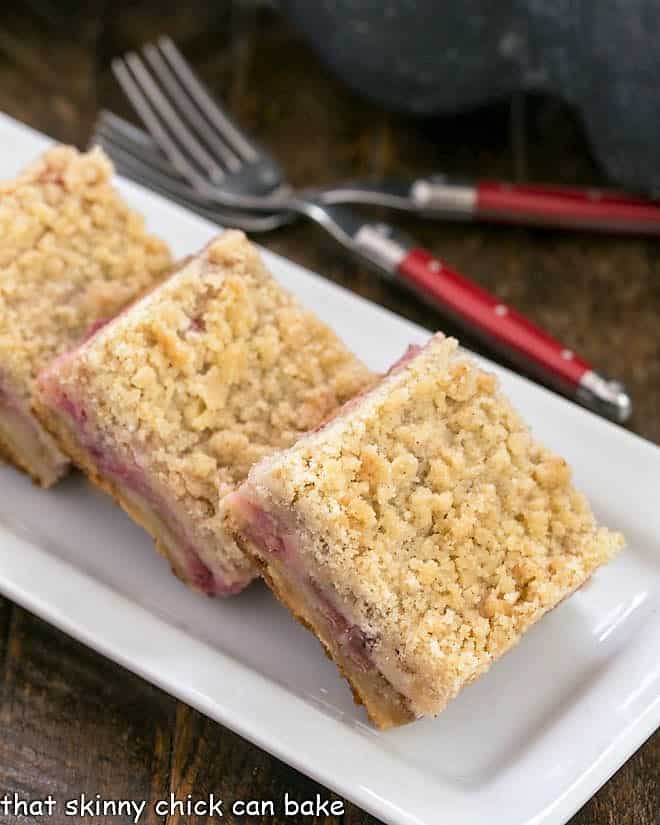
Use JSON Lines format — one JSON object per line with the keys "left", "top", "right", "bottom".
{"left": 228, "top": 334, "right": 624, "bottom": 727}
{"left": 35, "top": 231, "right": 373, "bottom": 595}
{"left": 0, "top": 145, "right": 171, "bottom": 485}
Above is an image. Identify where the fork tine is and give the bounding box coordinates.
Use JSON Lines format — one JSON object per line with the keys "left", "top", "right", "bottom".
{"left": 124, "top": 51, "right": 227, "bottom": 182}
{"left": 96, "top": 112, "right": 184, "bottom": 179}
{"left": 97, "top": 109, "right": 156, "bottom": 150}
{"left": 112, "top": 53, "right": 225, "bottom": 189}
{"left": 99, "top": 140, "right": 184, "bottom": 194}
{"left": 94, "top": 113, "right": 199, "bottom": 185}
{"left": 102, "top": 152, "right": 293, "bottom": 234}
{"left": 93, "top": 128, "right": 196, "bottom": 197}
{"left": 142, "top": 43, "right": 243, "bottom": 174}
{"left": 157, "top": 36, "right": 260, "bottom": 164}
{"left": 112, "top": 56, "right": 211, "bottom": 191}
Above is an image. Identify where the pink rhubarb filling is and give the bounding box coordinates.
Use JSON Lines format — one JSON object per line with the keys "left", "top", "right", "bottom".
{"left": 229, "top": 491, "right": 375, "bottom": 673}
{"left": 44, "top": 382, "right": 245, "bottom": 596}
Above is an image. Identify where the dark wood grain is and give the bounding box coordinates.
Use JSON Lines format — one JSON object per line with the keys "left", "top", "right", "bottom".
{"left": 0, "top": 2, "right": 657, "bottom": 824}
{"left": 0, "top": 611, "right": 174, "bottom": 825}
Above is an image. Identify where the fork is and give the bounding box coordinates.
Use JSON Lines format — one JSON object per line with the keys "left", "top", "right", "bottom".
{"left": 108, "top": 39, "right": 631, "bottom": 422}
{"left": 112, "top": 40, "right": 660, "bottom": 234}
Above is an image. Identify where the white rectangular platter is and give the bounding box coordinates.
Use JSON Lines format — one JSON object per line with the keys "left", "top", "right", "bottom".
{"left": 0, "top": 111, "right": 658, "bottom": 825}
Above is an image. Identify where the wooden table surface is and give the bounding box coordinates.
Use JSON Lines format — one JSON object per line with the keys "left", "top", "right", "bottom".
{"left": 0, "top": 3, "right": 657, "bottom": 823}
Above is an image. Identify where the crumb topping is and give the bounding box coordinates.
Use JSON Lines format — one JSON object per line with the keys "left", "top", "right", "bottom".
{"left": 241, "top": 335, "right": 624, "bottom": 710}
{"left": 0, "top": 145, "right": 171, "bottom": 405}
{"left": 44, "top": 231, "right": 373, "bottom": 567}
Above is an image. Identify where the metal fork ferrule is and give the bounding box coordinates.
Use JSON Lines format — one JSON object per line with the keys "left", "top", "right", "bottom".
{"left": 577, "top": 370, "right": 632, "bottom": 423}
{"left": 353, "top": 224, "right": 410, "bottom": 274}
{"left": 411, "top": 180, "right": 477, "bottom": 214}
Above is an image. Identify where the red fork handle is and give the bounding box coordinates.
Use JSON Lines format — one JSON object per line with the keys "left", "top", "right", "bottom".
{"left": 476, "top": 181, "right": 660, "bottom": 233}
{"left": 349, "top": 222, "right": 631, "bottom": 420}
{"left": 395, "top": 248, "right": 630, "bottom": 421}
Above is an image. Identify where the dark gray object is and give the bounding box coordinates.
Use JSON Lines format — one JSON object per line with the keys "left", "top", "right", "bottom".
{"left": 277, "top": 0, "right": 660, "bottom": 193}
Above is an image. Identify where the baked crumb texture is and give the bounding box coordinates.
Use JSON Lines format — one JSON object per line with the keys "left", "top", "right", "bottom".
{"left": 228, "top": 333, "right": 624, "bottom": 728}
{"left": 34, "top": 230, "right": 373, "bottom": 595}
{"left": 0, "top": 145, "right": 171, "bottom": 486}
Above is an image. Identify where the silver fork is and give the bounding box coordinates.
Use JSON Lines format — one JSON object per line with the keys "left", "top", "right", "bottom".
{"left": 112, "top": 37, "right": 423, "bottom": 215}
{"left": 113, "top": 42, "right": 433, "bottom": 260}
{"left": 111, "top": 39, "right": 660, "bottom": 234}
{"left": 107, "top": 39, "right": 631, "bottom": 422}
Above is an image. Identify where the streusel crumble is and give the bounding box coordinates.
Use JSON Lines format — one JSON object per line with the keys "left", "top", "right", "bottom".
{"left": 35, "top": 231, "right": 373, "bottom": 595}
{"left": 227, "top": 333, "right": 624, "bottom": 727}
{"left": 0, "top": 145, "right": 171, "bottom": 485}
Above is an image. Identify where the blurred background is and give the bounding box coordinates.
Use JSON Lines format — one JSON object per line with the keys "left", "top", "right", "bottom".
{"left": 0, "top": 0, "right": 657, "bottom": 443}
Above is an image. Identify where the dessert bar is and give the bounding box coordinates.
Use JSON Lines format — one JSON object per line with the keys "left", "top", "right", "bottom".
{"left": 227, "top": 334, "right": 624, "bottom": 727}
{"left": 0, "top": 145, "right": 171, "bottom": 485}
{"left": 35, "top": 230, "right": 372, "bottom": 595}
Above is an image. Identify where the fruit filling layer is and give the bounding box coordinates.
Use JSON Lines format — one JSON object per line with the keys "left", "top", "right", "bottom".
{"left": 44, "top": 382, "right": 249, "bottom": 596}
{"left": 228, "top": 491, "right": 378, "bottom": 676}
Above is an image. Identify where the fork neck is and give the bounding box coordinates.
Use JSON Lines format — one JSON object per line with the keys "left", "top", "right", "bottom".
{"left": 289, "top": 197, "right": 414, "bottom": 271}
